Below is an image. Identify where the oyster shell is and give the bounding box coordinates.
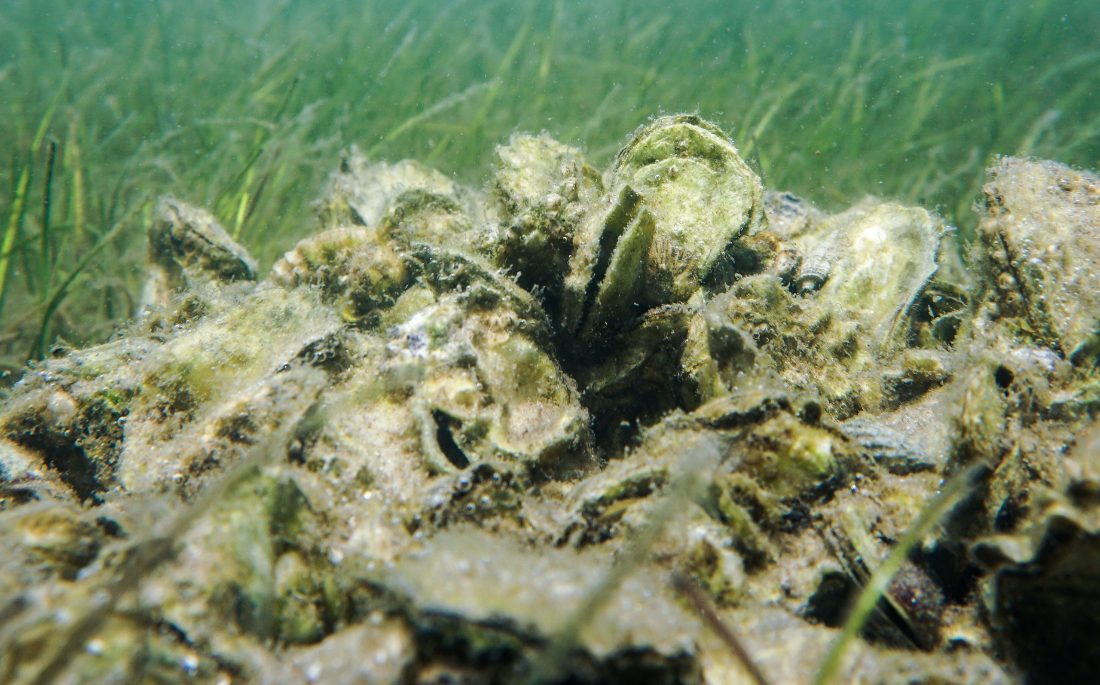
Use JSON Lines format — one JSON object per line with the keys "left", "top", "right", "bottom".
{"left": 484, "top": 132, "right": 603, "bottom": 304}
{"left": 315, "top": 145, "right": 479, "bottom": 235}
{"left": 563, "top": 388, "right": 856, "bottom": 567}
{"left": 972, "top": 498, "right": 1100, "bottom": 684}
{"left": 380, "top": 272, "right": 591, "bottom": 476}
{"left": 763, "top": 190, "right": 826, "bottom": 238}
{"left": 142, "top": 196, "right": 258, "bottom": 310}
{"left": 792, "top": 199, "right": 946, "bottom": 354}
{"left": 271, "top": 226, "right": 415, "bottom": 324}
{"left": 611, "top": 114, "right": 765, "bottom": 304}
{"left": 558, "top": 115, "right": 764, "bottom": 351}
{"left": 682, "top": 199, "right": 951, "bottom": 418}
{"left": 977, "top": 157, "right": 1100, "bottom": 361}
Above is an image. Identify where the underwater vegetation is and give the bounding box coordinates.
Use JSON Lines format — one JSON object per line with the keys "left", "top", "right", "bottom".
{"left": 0, "top": 0, "right": 1098, "bottom": 370}
{"left": 0, "top": 109, "right": 1098, "bottom": 683}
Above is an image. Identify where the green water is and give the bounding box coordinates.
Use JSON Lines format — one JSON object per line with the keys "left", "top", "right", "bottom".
{"left": 0, "top": 0, "right": 1097, "bottom": 373}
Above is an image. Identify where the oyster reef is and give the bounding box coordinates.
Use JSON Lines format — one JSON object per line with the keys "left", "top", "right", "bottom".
{"left": 2, "top": 115, "right": 1099, "bottom": 685}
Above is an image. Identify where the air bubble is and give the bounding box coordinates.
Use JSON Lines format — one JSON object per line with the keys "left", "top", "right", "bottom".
{"left": 181, "top": 655, "right": 200, "bottom": 674}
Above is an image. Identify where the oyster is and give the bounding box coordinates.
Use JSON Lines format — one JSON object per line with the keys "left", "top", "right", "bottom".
{"left": 562, "top": 387, "right": 857, "bottom": 569}
{"left": 681, "top": 199, "right": 951, "bottom": 418}
{"left": 972, "top": 497, "right": 1100, "bottom": 683}
{"left": 977, "top": 156, "right": 1100, "bottom": 361}
{"left": 378, "top": 527, "right": 703, "bottom": 661}
{"left": 611, "top": 114, "right": 765, "bottom": 303}
{"left": 315, "top": 145, "right": 479, "bottom": 236}
{"left": 790, "top": 200, "right": 946, "bottom": 354}
{"left": 271, "top": 226, "right": 414, "bottom": 324}
{"left": 559, "top": 185, "right": 659, "bottom": 347}
{"left": 484, "top": 132, "right": 603, "bottom": 304}
{"left": 478, "top": 116, "right": 772, "bottom": 445}
{"left": 558, "top": 114, "right": 765, "bottom": 350}
{"left": 142, "top": 196, "right": 258, "bottom": 310}
{"left": 379, "top": 262, "right": 590, "bottom": 476}
{"left": 813, "top": 477, "right": 948, "bottom": 651}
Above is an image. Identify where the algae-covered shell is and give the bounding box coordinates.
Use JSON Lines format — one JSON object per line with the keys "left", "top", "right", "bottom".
{"left": 612, "top": 114, "right": 765, "bottom": 304}
{"left": 150, "top": 196, "right": 258, "bottom": 285}
{"left": 558, "top": 185, "right": 657, "bottom": 345}
{"left": 375, "top": 527, "right": 703, "bottom": 679}
{"left": 379, "top": 248, "right": 591, "bottom": 476}
{"left": 557, "top": 115, "right": 763, "bottom": 349}
{"left": 484, "top": 133, "right": 603, "bottom": 303}
{"left": 815, "top": 479, "right": 947, "bottom": 651}
{"left": 315, "top": 145, "right": 479, "bottom": 233}
{"left": 313, "top": 148, "right": 483, "bottom": 262}
{"left": 271, "top": 226, "right": 414, "bottom": 323}
{"left": 142, "top": 196, "right": 258, "bottom": 310}
{"left": 977, "top": 156, "right": 1100, "bottom": 362}
{"left": 972, "top": 500, "right": 1100, "bottom": 684}
{"left": 793, "top": 199, "right": 946, "bottom": 354}
{"left": 565, "top": 389, "right": 851, "bottom": 550}
{"left": 671, "top": 195, "right": 948, "bottom": 420}
{"left": 11, "top": 504, "right": 103, "bottom": 578}
{"left": 764, "top": 190, "right": 826, "bottom": 239}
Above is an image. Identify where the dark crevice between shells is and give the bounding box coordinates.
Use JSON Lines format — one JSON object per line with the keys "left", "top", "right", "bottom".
{"left": 431, "top": 409, "right": 471, "bottom": 470}
{"left": 576, "top": 186, "right": 642, "bottom": 337}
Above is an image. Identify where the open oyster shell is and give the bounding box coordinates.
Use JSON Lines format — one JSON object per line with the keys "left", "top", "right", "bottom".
{"left": 557, "top": 115, "right": 765, "bottom": 351}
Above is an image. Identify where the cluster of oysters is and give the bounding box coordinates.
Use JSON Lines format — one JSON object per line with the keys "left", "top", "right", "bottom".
{"left": 1, "top": 114, "right": 1099, "bottom": 684}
